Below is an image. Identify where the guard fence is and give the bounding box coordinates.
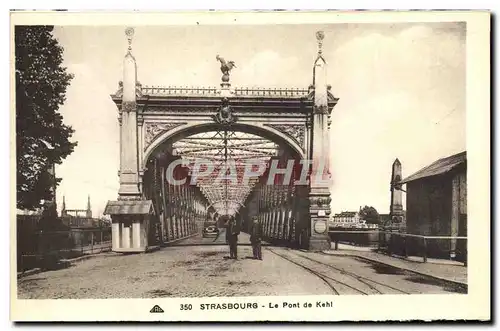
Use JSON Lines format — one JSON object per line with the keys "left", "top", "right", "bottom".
{"left": 18, "top": 227, "right": 112, "bottom": 272}
{"left": 329, "top": 227, "right": 467, "bottom": 266}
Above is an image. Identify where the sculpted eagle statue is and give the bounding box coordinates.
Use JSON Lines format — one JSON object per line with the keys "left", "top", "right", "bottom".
{"left": 216, "top": 54, "right": 236, "bottom": 82}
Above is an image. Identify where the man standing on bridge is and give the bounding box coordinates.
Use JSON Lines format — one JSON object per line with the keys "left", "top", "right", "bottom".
{"left": 250, "top": 216, "right": 263, "bottom": 260}
{"left": 226, "top": 216, "right": 239, "bottom": 259}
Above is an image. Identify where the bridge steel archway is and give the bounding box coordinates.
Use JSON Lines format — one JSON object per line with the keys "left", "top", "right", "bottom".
{"left": 104, "top": 28, "right": 338, "bottom": 252}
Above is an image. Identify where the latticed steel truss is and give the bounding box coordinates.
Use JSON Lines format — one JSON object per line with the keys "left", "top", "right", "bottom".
{"left": 172, "top": 130, "right": 279, "bottom": 216}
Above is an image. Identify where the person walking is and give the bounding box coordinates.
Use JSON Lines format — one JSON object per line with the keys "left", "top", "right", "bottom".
{"left": 250, "top": 216, "right": 263, "bottom": 260}
{"left": 227, "top": 216, "right": 239, "bottom": 259}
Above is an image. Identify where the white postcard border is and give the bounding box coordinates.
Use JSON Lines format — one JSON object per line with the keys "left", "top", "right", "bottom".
{"left": 9, "top": 10, "right": 490, "bottom": 322}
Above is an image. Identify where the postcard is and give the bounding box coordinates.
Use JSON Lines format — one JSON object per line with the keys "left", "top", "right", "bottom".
{"left": 11, "top": 10, "right": 490, "bottom": 322}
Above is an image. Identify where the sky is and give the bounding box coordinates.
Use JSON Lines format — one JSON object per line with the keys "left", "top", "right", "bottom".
{"left": 51, "top": 22, "right": 466, "bottom": 217}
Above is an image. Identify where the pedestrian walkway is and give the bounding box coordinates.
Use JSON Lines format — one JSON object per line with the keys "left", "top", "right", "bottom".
{"left": 324, "top": 245, "right": 467, "bottom": 285}
{"left": 17, "top": 245, "right": 334, "bottom": 299}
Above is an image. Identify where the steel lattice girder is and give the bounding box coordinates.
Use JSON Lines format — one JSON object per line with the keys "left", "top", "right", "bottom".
{"left": 171, "top": 130, "right": 278, "bottom": 215}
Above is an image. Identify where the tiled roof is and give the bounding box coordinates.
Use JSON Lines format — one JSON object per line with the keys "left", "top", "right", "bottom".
{"left": 333, "top": 211, "right": 357, "bottom": 217}
{"left": 104, "top": 200, "right": 153, "bottom": 215}
{"left": 400, "top": 151, "right": 466, "bottom": 184}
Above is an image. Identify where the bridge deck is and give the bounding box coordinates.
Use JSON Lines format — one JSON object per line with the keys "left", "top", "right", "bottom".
{"left": 171, "top": 229, "right": 269, "bottom": 246}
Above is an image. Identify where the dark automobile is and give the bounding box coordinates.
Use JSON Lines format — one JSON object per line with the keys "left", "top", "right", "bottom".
{"left": 202, "top": 223, "right": 219, "bottom": 238}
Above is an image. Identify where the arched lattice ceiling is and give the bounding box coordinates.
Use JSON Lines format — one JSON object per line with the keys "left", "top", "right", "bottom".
{"left": 172, "top": 130, "right": 279, "bottom": 216}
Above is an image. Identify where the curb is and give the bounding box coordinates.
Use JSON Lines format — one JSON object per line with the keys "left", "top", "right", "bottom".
{"left": 165, "top": 233, "right": 199, "bottom": 248}
{"left": 170, "top": 243, "right": 272, "bottom": 247}
{"left": 60, "top": 251, "right": 117, "bottom": 264}
{"left": 163, "top": 233, "right": 200, "bottom": 246}
{"left": 322, "top": 251, "right": 468, "bottom": 288}
{"left": 17, "top": 251, "right": 117, "bottom": 279}
{"left": 17, "top": 268, "right": 42, "bottom": 279}
{"left": 146, "top": 245, "right": 162, "bottom": 252}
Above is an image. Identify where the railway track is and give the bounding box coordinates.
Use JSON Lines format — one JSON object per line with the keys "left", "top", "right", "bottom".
{"left": 267, "top": 248, "right": 410, "bottom": 295}
{"left": 296, "top": 251, "right": 410, "bottom": 294}
{"left": 267, "top": 248, "right": 369, "bottom": 295}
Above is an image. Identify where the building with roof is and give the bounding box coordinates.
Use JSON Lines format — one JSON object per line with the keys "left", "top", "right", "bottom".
{"left": 331, "top": 211, "right": 360, "bottom": 226}
{"left": 398, "top": 151, "right": 467, "bottom": 259}
{"left": 330, "top": 211, "right": 376, "bottom": 228}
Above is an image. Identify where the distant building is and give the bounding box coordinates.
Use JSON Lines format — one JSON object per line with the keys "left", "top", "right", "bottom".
{"left": 61, "top": 195, "right": 101, "bottom": 228}
{"left": 332, "top": 211, "right": 359, "bottom": 224}
{"left": 399, "top": 151, "right": 467, "bottom": 257}
{"left": 331, "top": 211, "right": 363, "bottom": 228}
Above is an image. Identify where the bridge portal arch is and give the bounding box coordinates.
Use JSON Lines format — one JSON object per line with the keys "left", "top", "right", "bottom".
{"left": 144, "top": 122, "right": 306, "bottom": 168}
{"left": 104, "top": 27, "right": 338, "bottom": 253}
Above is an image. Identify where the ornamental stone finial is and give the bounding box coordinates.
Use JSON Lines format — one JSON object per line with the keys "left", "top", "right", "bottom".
{"left": 316, "top": 30, "right": 325, "bottom": 55}
{"left": 125, "top": 27, "right": 135, "bottom": 51}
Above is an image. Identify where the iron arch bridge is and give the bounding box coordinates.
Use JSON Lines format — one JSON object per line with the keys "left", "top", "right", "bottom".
{"left": 206, "top": 200, "right": 246, "bottom": 215}
{"left": 104, "top": 28, "right": 338, "bottom": 253}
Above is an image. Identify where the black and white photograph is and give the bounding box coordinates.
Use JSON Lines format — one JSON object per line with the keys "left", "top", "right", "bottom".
{"left": 11, "top": 11, "right": 490, "bottom": 322}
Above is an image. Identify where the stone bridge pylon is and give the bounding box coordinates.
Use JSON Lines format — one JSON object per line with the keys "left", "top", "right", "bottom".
{"left": 104, "top": 28, "right": 338, "bottom": 252}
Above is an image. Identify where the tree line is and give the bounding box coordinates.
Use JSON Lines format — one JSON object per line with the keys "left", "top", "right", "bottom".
{"left": 16, "top": 26, "right": 76, "bottom": 211}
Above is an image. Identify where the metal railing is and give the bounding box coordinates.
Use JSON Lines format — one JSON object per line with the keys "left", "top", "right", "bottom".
{"left": 141, "top": 86, "right": 219, "bottom": 97}
{"left": 18, "top": 227, "right": 112, "bottom": 272}
{"left": 329, "top": 229, "right": 467, "bottom": 266}
{"left": 379, "top": 231, "right": 467, "bottom": 266}
{"left": 233, "top": 87, "right": 309, "bottom": 98}
{"left": 329, "top": 229, "right": 380, "bottom": 249}
{"left": 139, "top": 85, "right": 310, "bottom": 98}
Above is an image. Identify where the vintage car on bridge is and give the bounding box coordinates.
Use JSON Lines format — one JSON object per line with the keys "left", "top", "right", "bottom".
{"left": 202, "top": 222, "right": 219, "bottom": 238}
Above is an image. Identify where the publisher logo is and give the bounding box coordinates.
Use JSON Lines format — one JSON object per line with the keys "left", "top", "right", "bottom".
{"left": 150, "top": 305, "right": 164, "bottom": 313}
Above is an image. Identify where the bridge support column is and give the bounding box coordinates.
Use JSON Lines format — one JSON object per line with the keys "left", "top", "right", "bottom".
{"left": 281, "top": 209, "right": 287, "bottom": 240}
{"left": 266, "top": 205, "right": 271, "bottom": 238}
{"left": 186, "top": 202, "right": 190, "bottom": 234}
{"left": 122, "top": 223, "right": 131, "bottom": 249}
{"left": 182, "top": 186, "right": 187, "bottom": 237}
{"left": 133, "top": 222, "right": 141, "bottom": 248}
{"left": 171, "top": 185, "right": 177, "bottom": 239}
{"left": 182, "top": 185, "right": 187, "bottom": 237}
{"left": 112, "top": 222, "right": 120, "bottom": 250}
{"left": 307, "top": 34, "right": 333, "bottom": 251}
{"left": 270, "top": 211, "right": 274, "bottom": 238}
{"left": 272, "top": 189, "right": 278, "bottom": 239}
{"left": 279, "top": 185, "right": 287, "bottom": 240}
{"left": 275, "top": 186, "right": 281, "bottom": 239}
{"left": 105, "top": 33, "right": 154, "bottom": 253}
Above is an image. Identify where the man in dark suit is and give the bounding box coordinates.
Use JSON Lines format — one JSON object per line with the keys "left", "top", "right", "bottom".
{"left": 226, "top": 216, "right": 239, "bottom": 259}
{"left": 250, "top": 216, "right": 263, "bottom": 260}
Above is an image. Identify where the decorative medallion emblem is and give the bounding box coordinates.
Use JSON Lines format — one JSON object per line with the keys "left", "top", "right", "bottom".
{"left": 265, "top": 124, "right": 305, "bottom": 149}
{"left": 144, "top": 122, "right": 186, "bottom": 149}
{"left": 314, "top": 220, "right": 327, "bottom": 234}
{"left": 213, "top": 97, "right": 237, "bottom": 125}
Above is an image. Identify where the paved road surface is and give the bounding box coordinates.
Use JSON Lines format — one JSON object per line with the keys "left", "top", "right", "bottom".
{"left": 174, "top": 229, "right": 253, "bottom": 246}
{"left": 18, "top": 245, "right": 466, "bottom": 299}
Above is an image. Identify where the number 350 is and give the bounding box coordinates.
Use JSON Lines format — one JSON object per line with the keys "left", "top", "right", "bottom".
{"left": 180, "top": 304, "right": 192, "bottom": 310}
